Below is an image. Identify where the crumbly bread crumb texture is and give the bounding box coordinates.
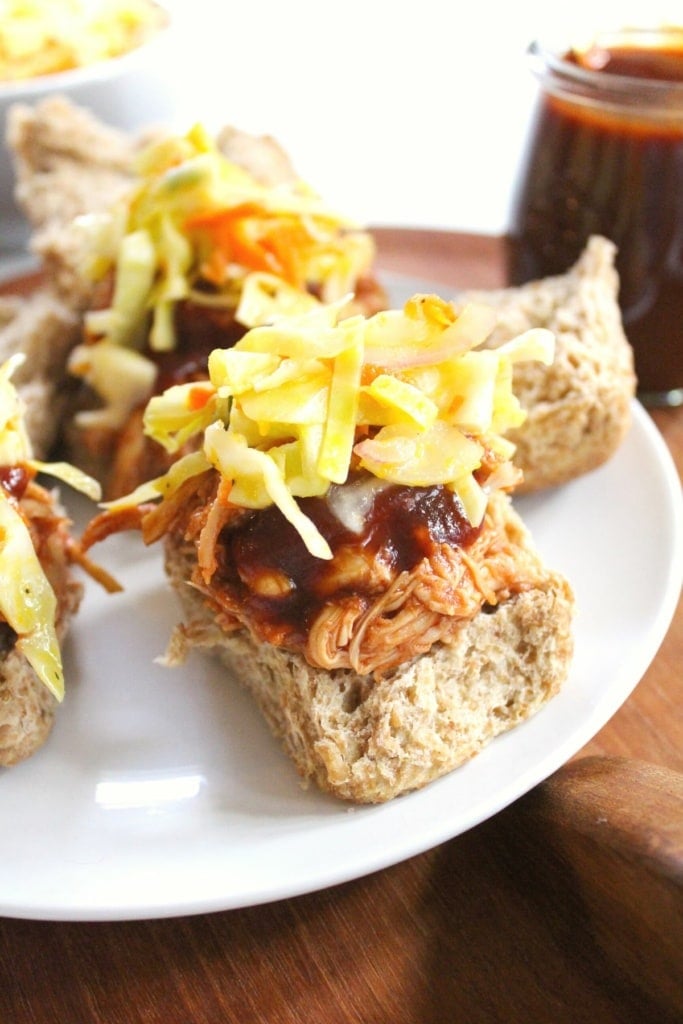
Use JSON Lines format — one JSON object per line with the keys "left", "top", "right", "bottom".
{"left": 0, "top": 290, "right": 80, "bottom": 458}
{"left": 468, "top": 236, "right": 636, "bottom": 493}
{"left": 0, "top": 647, "right": 58, "bottom": 767}
{"left": 163, "top": 498, "right": 575, "bottom": 803}
{"left": 0, "top": 502, "right": 83, "bottom": 767}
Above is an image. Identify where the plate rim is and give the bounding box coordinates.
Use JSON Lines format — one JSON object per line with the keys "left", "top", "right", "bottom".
{"left": 0, "top": 272, "right": 681, "bottom": 922}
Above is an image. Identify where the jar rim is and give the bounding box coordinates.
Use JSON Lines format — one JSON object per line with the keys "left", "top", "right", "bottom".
{"left": 529, "top": 27, "right": 683, "bottom": 104}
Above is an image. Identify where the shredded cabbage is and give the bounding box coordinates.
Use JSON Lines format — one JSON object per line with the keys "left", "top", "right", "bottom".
{"left": 204, "top": 424, "right": 332, "bottom": 560}
{"left": 102, "top": 449, "right": 212, "bottom": 513}
{"left": 70, "top": 123, "right": 380, "bottom": 429}
{"left": 0, "top": 353, "right": 32, "bottom": 464}
{"left": 0, "top": 492, "right": 63, "bottom": 700}
{"left": 68, "top": 341, "right": 157, "bottom": 430}
{"left": 0, "top": 0, "right": 166, "bottom": 82}
{"left": 30, "top": 460, "right": 102, "bottom": 502}
{"left": 72, "top": 121, "right": 377, "bottom": 424}
{"left": 0, "top": 355, "right": 102, "bottom": 701}
{"left": 130, "top": 295, "right": 554, "bottom": 558}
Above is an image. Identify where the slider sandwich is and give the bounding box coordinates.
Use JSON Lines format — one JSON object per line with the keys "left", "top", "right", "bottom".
{"left": 0, "top": 355, "right": 113, "bottom": 766}
{"left": 82, "top": 293, "right": 575, "bottom": 803}
{"left": 12, "top": 103, "right": 385, "bottom": 498}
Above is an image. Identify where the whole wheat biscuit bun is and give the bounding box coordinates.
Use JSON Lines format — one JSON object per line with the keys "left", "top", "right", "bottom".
{"left": 162, "top": 495, "right": 574, "bottom": 804}
{"left": 467, "top": 236, "right": 636, "bottom": 493}
{"left": 0, "top": 290, "right": 81, "bottom": 459}
{"left": 0, "top": 494, "right": 83, "bottom": 767}
{"left": 0, "top": 647, "right": 59, "bottom": 766}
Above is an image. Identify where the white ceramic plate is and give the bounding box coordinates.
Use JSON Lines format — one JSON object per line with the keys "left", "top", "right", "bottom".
{"left": 0, "top": 275, "right": 681, "bottom": 922}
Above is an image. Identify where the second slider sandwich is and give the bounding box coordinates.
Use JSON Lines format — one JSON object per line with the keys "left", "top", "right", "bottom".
{"left": 84, "top": 292, "right": 575, "bottom": 803}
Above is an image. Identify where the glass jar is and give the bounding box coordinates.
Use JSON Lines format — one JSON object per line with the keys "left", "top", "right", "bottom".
{"left": 506, "top": 26, "right": 683, "bottom": 407}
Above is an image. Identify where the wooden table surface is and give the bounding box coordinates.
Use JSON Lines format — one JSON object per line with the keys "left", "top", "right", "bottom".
{"left": 1, "top": 230, "right": 681, "bottom": 1024}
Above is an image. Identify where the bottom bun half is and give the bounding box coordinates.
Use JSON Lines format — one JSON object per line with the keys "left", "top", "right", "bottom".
{"left": 163, "top": 496, "right": 575, "bottom": 804}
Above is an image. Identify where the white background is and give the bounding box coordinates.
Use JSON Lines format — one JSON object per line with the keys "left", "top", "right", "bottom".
{"left": 162, "top": 0, "right": 681, "bottom": 234}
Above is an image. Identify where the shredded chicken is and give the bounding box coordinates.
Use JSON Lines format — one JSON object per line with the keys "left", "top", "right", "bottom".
{"left": 27, "top": 479, "right": 122, "bottom": 595}
{"left": 148, "top": 471, "right": 544, "bottom": 679}
{"left": 14, "top": 480, "right": 78, "bottom": 629}
{"left": 80, "top": 502, "right": 151, "bottom": 550}
{"left": 107, "top": 406, "right": 175, "bottom": 501}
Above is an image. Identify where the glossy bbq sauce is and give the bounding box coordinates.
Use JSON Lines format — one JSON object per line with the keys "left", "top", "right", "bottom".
{"left": 507, "top": 37, "right": 683, "bottom": 396}
{"left": 0, "top": 464, "right": 30, "bottom": 500}
{"left": 221, "top": 483, "right": 482, "bottom": 646}
{"left": 153, "top": 298, "right": 247, "bottom": 392}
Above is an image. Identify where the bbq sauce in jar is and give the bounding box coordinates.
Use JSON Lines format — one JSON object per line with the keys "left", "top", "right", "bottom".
{"left": 506, "top": 27, "right": 683, "bottom": 405}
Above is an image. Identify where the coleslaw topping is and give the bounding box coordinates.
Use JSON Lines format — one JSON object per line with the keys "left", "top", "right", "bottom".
{"left": 0, "top": 0, "right": 166, "bottom": 82}
{"left": 0, "top": 355, "right": 102, "bottom": 700}
{"left": 72, "top": 118, "right": 375, "bottom": 364}
{"left": 105, "top": 294, "right": 554, "bottom": 561}
{"left": 69, "top": 123, "right": 377, "bottom": 430}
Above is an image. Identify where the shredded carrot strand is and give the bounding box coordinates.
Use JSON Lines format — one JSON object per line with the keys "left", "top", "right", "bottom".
{"left": 188, "top": 385, "right": 214, "bottom": 411}
{"left": 186, "top": 204, "right": 315, "bottom": 285}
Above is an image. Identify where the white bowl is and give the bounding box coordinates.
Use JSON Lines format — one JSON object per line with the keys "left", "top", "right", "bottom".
{"left": 0, "top": 2, "right": 177, "bottom": 257}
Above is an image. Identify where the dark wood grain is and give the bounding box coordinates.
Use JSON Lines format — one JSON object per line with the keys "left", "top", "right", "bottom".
{"left": 1, "top": 231, "right": 681, "bottom": 1024}
{"left": 510, "top": 758, "right": 683, "bottom": 1009}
